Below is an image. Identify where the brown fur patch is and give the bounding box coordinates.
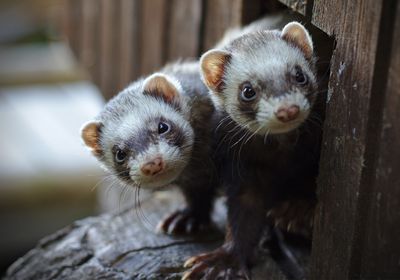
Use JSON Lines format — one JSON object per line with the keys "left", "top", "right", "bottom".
{"left": 81, "top": 121, "right": 102, "bottom": 156}
{"left": 200, "top": 50, "right": 231, "bottom": 92}
{"left": 281, "top": 22, "right": 313, "bottom": 60}
{"left": 143, "top": 74, "right": 179, "bottom": 103}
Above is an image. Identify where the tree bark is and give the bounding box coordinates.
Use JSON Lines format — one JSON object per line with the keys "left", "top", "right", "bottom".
{"left": 4, "top": 190, "right": 301, "bottom": 280}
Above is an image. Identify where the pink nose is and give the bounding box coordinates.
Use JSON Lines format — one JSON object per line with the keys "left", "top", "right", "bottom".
{"left": 140, "top": 157, "right": 164, "bottom": 176}
{"left": 275, "top": 105, "right": 300, "bottom": 123}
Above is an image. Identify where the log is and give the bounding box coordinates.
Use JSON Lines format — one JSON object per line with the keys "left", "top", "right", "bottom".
{"left": 4, "top": 190, "right": 307, "bottom": 280}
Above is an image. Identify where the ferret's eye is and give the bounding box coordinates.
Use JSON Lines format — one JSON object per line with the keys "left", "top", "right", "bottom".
{"left": 294, "top": 68, "right": 308, "bottom": 85}
{"left": 158, "top": 122, "right": 170, "bottom": 134}
{"left": 240, "top": 83, "right": 257, "bottom": 102}
{"left": 115, "top": 149, "right": 127, "bottom": 164}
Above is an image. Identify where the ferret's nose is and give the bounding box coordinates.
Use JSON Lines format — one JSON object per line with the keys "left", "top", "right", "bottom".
{"left": 275, "top": 105, "right": 300, "bottom": 123}
{"left": 141, "top": 157, "right": 165, "bottom": 176}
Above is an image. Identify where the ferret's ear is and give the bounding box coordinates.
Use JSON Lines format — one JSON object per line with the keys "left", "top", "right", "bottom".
{"left": 81, "top": 121, "right": 103, "bottom": 156}
{"left": 143, "top": 73, "right": 181, "bottom": 103}
{"left": 200, "top": 49, "right": 231, "bottom": 93}
{"left": 281, "top": 22, "right": 313, "bottom": 60}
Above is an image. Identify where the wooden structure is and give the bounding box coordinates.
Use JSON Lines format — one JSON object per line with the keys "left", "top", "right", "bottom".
{"left": 278, "top": 0, "right": 400, "bottom": 279}
{"left": 59, "top": 0, "right": 281, "bottom": 99}
{"left": 4, "top": 192, "right": 300, "bottom": 280}
{"left": 6, "top": 0, "right": 399, "bottom": 279}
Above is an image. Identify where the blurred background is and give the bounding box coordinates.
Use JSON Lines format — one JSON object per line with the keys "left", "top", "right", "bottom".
{"left": 0, "top": 0, "right": 282, "bottom": 274}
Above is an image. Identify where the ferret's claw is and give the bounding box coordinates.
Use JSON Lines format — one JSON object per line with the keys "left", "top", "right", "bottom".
{"left": 182, "top": 247, "right": 250, "bottom": 280}
{"left": 157, "top": 208, "right": 210, "bottom": 235}
{"left": 184, "top": 257, "right": 197, "bottom": 268}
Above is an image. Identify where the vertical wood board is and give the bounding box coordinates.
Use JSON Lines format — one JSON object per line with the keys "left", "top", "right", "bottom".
{"left": 278, "top": 0, "right": 308, "bottom": 15}
{"left": 140, "top": 0, "right": 168, "bottom": 75}
{"left": 118, "top": 0, "right": 141, "bottom": 89}
{"left": 167, "top": 0, "right": 202, "bottom": 61}
{"left": 80, "top": 0, "right": 99, "bottom": 84}
{"left": 202, "top": 0, "right": 243, "bottom": 51}
{"left": 355, "top": 1, "right": 400, "bottom": 278}
{"left": 310, "top": 0, "right": 391, "bottom": 279}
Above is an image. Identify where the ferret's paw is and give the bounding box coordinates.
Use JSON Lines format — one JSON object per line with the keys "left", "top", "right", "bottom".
{"left": 266, "top": 199, "right": 315, "bottom": 236}
{"left": 182, "top": 247, "right": 250, "bottom": 280}
{"left": 156, "top": 208, "right": 210, "bottom": 235}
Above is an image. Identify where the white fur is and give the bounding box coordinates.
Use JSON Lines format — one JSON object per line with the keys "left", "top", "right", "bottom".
{"left": 209, "top": 31, "right": 316, "bottom": 135}
{"left": 99, "top": 93, "right": 194, "bottom": 189}
{"left": 143, "top": 73, "right": 184, "bottom": 98}
{"left": 255, "top": 91, "right": 310, "bottom": 134}
{"left": 281, "top": 22, "right": 313, "bottom": 53}
{"left": 129, "top": 140, "right": 190, "bottom": 188}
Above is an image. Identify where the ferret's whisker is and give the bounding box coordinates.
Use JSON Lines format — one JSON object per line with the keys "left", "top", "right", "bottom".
{"left": 264, "top": 129, "right": 270, "bottom": 144}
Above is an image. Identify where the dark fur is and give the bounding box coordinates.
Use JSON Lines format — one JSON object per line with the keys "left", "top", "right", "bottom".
{"left": 210, "top": 95, "right": 322, "bottom": 274}
{"left": 161, "top": 62, "right": 219, "bottom": 228}
{"left": 94, "top": 61, "right": 219, "bottom": 233}
{"left": 186, "top": 26, "right": 323, "bottom": 278}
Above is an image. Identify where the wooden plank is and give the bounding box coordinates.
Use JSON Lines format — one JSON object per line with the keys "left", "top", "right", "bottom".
{"left": 312, "top": 1, "right": 344, "bottom": 36}
{"left": 139, "top": 0, "right": 168, "bottom": 75}
{"left": 166, "top": 0, "right": 202, "bottom": 61}
{"left": 241, "top": 0, "right": 281, "bottom": 25}
{"left": 202, "top": 0, "right": 273, "bottom": 51}
{"left": 99, "top": 0, "right": 120, "bottom": 99}
{"left": 118, "top": 0, "right": 141, "bottom": 89}
{"left": 59, "top": 0, "right": 73, "bottom": 44}
{"left": 310, "top": 0, "right": 398, "bottom": 279}
{"left": 355, "top": 1, "right": 400, "bottom": 278}
{"left": 60, "top": 0, "right": 82, "bottom": 57}
{"left": 278, "top": 0, "right": 308, "bottom": 15}
{"left": 80, "top": 0, "right": 99, "bottom": 83}
{"left": 202, "top": 0, "right": 243, "bottom": 51}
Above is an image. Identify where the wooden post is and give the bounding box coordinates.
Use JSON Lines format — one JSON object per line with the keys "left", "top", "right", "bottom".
{"left": 80, "top": 0, "right": 99, "bottom": 84}
{"left": 277, "top": 0, "right": 307, "bottom": 15}
{"left": 201, "top": 0, "right": 243, "bottom": 51}
{"left": 139, "top": 0, "right": 169, "bottom": 75}
{"left": 98, "top": 0, "right": 119, "bottom": 99}
{"left": 166, "top": 0, "right": 203, "bottom": 61}
{"left": 310, "top": 0, "right": 400, "bottom": 279}
{"left": 118, "top": 0, "right": 141, "bottom": 89}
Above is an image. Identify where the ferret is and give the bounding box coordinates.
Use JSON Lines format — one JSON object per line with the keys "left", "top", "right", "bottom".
{"left": 80, "top": 15, "right": 290, "bottom": 236}
{"left": 183, "top": 22, "right": 322, "bottom": 279}
{"left": 81, "top": 61, "right": 218, "bottom": 235}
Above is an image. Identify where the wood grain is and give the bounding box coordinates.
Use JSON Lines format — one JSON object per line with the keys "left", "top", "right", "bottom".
{"left": 61, "top": 0, "right": 82, "bottom": 57}
{"left": 278, "top": 0, "right": 308, "bottom": 15}
{"left": 98, "top": 0, "right": 119, "bottom": 99}
{"left": 202, "top": 0, "right": 243, "bottom": 51}
{"left": 80, "top": 0, "right": 99, "bottom": 84}
{"left": 354, "top": 1, "right": 400, "bottom": 278}
{"left": 166, "top": 0, "right": 202, "bottom": 61}
{"left": 310, "top": 0, "right": 399, "bottom": 279}
{"left": 118, "top": 0, "right": 141, "bottom": 89}
{"left": 139, "top": 0, "right": 168, "bottom": 75}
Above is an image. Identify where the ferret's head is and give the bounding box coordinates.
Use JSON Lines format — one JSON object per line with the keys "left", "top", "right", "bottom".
{"left": 81, "top": 74, "right": 194, "bottom": 189}
{"left": 201, "top": 22, "right": 317, "bottom": 135}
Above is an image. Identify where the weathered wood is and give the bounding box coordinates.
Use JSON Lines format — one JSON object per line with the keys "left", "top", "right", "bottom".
{"left": 99, "top": 0, "right": 120, "bottom": 99}
{"left": 166, "top": 0, "right": 202, "bottom": 61}
{"left": 202, "top": 0, "right": 243, "bottom": 51}
{"left": 4, "top": 191, "right": 300, "bottom": 280}
{"left": 118, "top": 0, "right": 141, "bottom": 89}
{"left": 354, "top": 1, "right": 400, "bottom": 278}
{"left": 310, "top": 0, "right": 399, "bottom": 279}
{"left": 139, "top": 0, "right": 168, "bottom": 75}
{"left": 277, "top": 0, "right": 308, "bottom": 15}
{"left": 80, "top": 0, "right": 99, "bottom": 84}
{"left": 61, "top": 0, "right": 82, "bottom": 57}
